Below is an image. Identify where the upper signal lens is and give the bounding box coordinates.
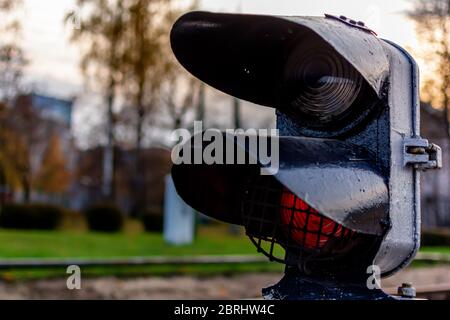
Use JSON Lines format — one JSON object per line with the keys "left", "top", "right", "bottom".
{"left": 283, "top": 37, "right": 364, "bottom": 124}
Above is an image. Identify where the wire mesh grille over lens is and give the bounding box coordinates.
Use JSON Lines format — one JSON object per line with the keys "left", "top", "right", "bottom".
{"left": 242, "top": 177, "right": 357, "bottom": 266}
{"left": 284, "top": 39, "right": 363, "bottom": 123}
{"left": 279, "top": 188, "right": 353, "bottom": 250}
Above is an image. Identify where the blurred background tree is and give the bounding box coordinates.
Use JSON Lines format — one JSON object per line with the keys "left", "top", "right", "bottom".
{"left": 408, "top": 0, "right": 450, "bottom": 135}
{"left": 121, "top": 0, "right": 186, "bottom": 216}
{"left": 163, "top": 72, "right": 201, "bottom": 130}
{"left": 0, "top": 103, "right": 27, "bottom": 201}
{"left": 2, "top": 96, "right": 51, "bottom": 202}
{"left": 0, "top": 0, "right": 27, "bottom": 103}
{"left": 122, "top": 0, "right": 172, "bottom": 151}
{"left": 66, "top": 0, "right": 128, "bottom": 201}
{"left": 0, "top": 0, "right": 30, "bottom": 203}
{"left": 34, "top": 134, "right": 71, "bottom": 194}
{"left": 66, "top": 0, "right": 199, "bottom": 215}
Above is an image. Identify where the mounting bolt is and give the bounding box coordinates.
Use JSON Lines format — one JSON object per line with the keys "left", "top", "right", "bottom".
{"left": 397, "top": 282, "right": 416, "bottom": 298}
{"left": 349, "top": 19, "right": 357, "bottom": 24}
{"left": 357, "top": 21, "right": 365, "bottom": 26}
{"left": 408, "top": 146, "right": 426, "bottom": 154}
{"left": 339, "top": 15, "right": 347, "bottom": 20}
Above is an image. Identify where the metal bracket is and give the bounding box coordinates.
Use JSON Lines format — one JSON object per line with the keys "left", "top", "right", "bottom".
{"left": 403, "top": 137, "right": 442, "bottom": 170}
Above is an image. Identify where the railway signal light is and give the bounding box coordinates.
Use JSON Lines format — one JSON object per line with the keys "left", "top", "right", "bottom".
{"left": 170, "top": 11, "right": 442, "bottom": 299}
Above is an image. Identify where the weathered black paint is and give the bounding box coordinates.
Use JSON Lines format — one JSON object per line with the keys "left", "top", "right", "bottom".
{"left": 172, "top": 133, "right": 389, "bottom": 235}
{"left": 170, "top": 12, "right": 388, "bottom": 138}
{"left": 262, "top": 271, "right": 393, "bottom": 300}
{"left": 170, "top": 11, "right": 388, "bottom": 103}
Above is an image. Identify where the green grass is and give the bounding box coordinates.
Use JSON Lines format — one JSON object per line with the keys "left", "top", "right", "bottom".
{"left": 0, "top": 227, "right": 260, "bottom": 258}
{"left": 419, "top": 246, "right": 450, "bottom": 254}
{"left": 1, "top": 263, "right": 284, "bottom": 281}
{"left": 0, "top": 225, "right": 284, "bottom": 280}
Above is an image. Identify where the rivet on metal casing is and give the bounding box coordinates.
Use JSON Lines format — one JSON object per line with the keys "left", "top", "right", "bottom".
{"left": 324, "top": 13, "right": 378, "bottom": 36}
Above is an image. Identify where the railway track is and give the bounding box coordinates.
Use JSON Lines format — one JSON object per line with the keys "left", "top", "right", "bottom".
{"left": 0, "top": 252, "right": 450, "bottom": 299}
{"left": 0, "top": 251, "right": 447, "bottom": 269}
{"left": 0, "top": 251, "right": 447, "bottom": 271}
{"left": 0, "top": 254, "right": 268, "bottom": 269}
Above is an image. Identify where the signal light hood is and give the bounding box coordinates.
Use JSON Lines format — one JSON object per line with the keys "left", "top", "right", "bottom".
{"left": 172, "top": 134, "right": 389, "bottom": 236}
{"left": 170, "top": 11, "right": 389, "bottom": 110}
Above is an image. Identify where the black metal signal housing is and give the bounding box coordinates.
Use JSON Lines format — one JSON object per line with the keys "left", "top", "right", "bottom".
{"left": 169, "top": 11, "right": 442, "bottom": 299}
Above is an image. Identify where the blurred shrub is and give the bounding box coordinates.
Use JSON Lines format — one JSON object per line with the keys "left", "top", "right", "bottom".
{"left": 421, "top": 229, "right": 450, "bottom": 246}
{"left": 0, "top": 203, "right": 64, "bottom": 230}
{"left": 85, "top": 204, "right": 124, "bottom": 232}
{"left": 141, "top": 206, "right": 163, "bottom": 232}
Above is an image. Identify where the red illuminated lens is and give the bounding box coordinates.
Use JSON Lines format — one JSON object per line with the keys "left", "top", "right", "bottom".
{"left": 279, "top": 188, "right": 352, "bottom": 249}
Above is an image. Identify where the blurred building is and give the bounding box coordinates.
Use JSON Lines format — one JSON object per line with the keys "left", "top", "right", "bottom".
{"left": 7, "top": 92, "right": 172, "bottom": 214}
{"left": 421, "top": 103, "right": 450, "bottom": 228}
{"left": 73, "top": 147, "right": 172, "bottom": 215}
{"left": 30, "top": 93, "right": 73, "bottom": 128}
